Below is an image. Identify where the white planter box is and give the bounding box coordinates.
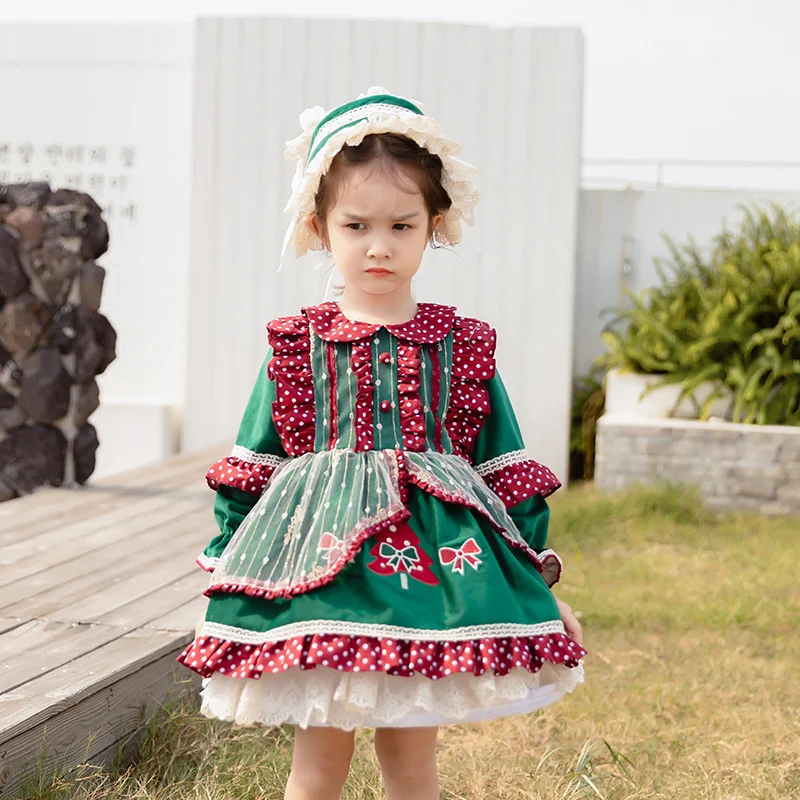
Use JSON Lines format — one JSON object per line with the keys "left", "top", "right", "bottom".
{"left": 595, "top": 414, "right": 800, "bottom": 516}
{"left": 604, "top": 368, "right": 733, "bottom": 420}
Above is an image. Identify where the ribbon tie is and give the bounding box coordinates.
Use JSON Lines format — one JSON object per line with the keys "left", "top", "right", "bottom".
{"left": 379, "top": 542, "right": 420, "bottom": 573}
{"left": 439, "top": 538, "right": 482, "bottom": 575}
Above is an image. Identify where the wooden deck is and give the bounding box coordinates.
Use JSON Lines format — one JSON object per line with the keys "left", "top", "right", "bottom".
{"left": 0, "top": 446, "right": 223, "bottom": 799}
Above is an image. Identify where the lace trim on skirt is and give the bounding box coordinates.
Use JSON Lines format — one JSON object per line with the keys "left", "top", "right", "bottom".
{"left": 198, "top": 660, "right": 585, "bottom": 730}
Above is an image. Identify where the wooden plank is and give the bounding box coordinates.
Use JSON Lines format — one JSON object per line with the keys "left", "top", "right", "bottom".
{"left": 0, "top": 480, "right": 207, "bottom": 568}
{"left": 0, "top": 519, "right": 211, "bottom": 621}
{"left": 0, "top": 488, "right": 210, "bottom": 598}
{"left": 93, "top": 447, "right": 217, "bottom": 489}
{"left": 43, "top": 563, "right": 201, "bottom": 627}
{"left": 0, "top": 447, "right": 218, "bottom": 533}
{"left": 0, "top": 466, "right": 206, "bottom": 551}
{"left": 143, "top": 594, "right": 209, "bottom": 633}
{"left": 0, "top": 620, "right": 124, "bottom": 694}
{"left": 0, "top": 449, "right": 231, "bottom": 796}
{"left": 98, "top": 571, "right": 209, "bottom": 630}
{"left": 0, "top": 627, "right": 188, "bottom": 743}
{"left": 89, "top": 444, "right": 222, "bottom": 485}
{"left": 3, "top": 508, "right": 209, "bottom": 621}
{"left": 57, "top": 727, "right": 143, "bottom": 788}
{"left": 0, "top": 459, "right": 210, "bottom": 548}
{"left": 0, "top": 617, "right": 26, "bottom": 636}
{"left": 0, "top": 641, "right": 200, "bottom": 799}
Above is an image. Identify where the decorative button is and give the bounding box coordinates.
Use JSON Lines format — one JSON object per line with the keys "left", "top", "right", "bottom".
{"left": 379, "top": 351, "right": 392, "bottom": 364}
{"left": 379, "top": 400, "right": 391, "bottom": 413}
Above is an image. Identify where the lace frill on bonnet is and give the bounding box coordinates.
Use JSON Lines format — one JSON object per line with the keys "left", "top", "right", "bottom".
{"left": 283, "top": 86, "right": 480, "bottom": 258}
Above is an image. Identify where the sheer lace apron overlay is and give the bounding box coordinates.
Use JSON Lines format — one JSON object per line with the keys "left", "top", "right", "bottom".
{"left": 206, "top": 450, "right": 558, "bottom": 598}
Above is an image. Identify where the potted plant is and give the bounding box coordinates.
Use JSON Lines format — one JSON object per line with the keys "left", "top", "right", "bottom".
{"left": 597, "top": 203, "right": 800, "bottom": 426}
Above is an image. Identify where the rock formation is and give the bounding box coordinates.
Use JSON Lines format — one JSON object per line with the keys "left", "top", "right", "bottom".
{"left": 0, "top": 182, "right": 115, "bottom": 501}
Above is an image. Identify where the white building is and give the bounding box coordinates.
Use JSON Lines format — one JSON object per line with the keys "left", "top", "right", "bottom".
{"left": 1, "top": 13, "right": 797, "bottom": 483}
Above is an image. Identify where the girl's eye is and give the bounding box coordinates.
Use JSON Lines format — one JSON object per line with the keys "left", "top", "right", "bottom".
{"left": 393, "top": 224, "right": 412, "bottom": 231}
{"left": 346, "top": 223, "right": 365, "bottom": 230}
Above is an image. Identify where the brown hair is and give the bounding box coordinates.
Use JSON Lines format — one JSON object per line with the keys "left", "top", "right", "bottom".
{"left": 312, "top": 133, "right": 452, "bottom": 247}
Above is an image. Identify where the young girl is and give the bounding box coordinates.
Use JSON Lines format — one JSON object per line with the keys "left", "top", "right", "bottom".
{"left": 177, "top": 87, "right": 587, "bottom": 800}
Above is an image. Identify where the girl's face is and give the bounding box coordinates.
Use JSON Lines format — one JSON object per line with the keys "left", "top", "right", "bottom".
{"left": 309, "top": 161, "right": 441, "bottom": 301}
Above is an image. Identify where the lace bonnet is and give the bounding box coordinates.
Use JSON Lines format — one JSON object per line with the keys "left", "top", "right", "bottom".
{"left": 280, "top": 86, "right": 479, "bottom": 266}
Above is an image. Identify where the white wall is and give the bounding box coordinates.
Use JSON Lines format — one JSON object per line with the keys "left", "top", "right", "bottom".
{"left": 0, "top": 23, "right": 193, "bottom": 476}
{"left": 184, "top": 17, "right": 584, "bottom": 484}
{"left": 574, "top": 188, "right": 800, "bottom": 377}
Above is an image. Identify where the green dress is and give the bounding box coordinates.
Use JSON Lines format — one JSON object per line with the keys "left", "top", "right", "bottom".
{"left": 177, "top": 302, "right": 586, "bottom": 729}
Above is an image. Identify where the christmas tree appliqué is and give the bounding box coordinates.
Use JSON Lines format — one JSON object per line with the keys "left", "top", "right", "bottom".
{"left": 367, "top": 521, "right": 439, "bottom": 589}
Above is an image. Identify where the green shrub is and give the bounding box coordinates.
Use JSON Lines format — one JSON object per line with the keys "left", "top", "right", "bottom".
{"left": 597, "top": 203, "right": 800, "bottom": 425}
{"left": 569, "top": 370, "right": 605, "bottom": 480}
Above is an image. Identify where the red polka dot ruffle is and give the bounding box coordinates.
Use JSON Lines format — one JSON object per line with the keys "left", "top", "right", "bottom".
{"left": 351, "top": 341, "right": 375, "bottom": 452}
{"left": 446, "top": 316, "right": 496, "bottom": 457}
{"left": 267, "top": 314, "right": 315, "bottom": 456}
{"left": 397, "top": 343, "right": 426, "bottom": 451}
{"left": 304, "top": 302, "right": 456, "bottom": 344}
{"left": 482, "top": 461, "right": 562, "bottom": 506}
{"left": 177, "top": 632, "right": 588, "bottom": 680}
{"left": 205, "top": 457, "right": 275, "bottom": 495}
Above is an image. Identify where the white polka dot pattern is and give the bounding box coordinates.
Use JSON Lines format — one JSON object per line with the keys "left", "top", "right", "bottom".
{"left": 304, "top": 301, "right": 456, "bottom": 344}
{"left": 177, "top": 631, "right": 588, "bottom": 680}
{"left": 396, "top": 343, "right": 427, "bottom": 451}
{"left": 350, "top": 340, "right": 375, "bottom": 451}
{"left": 404, "top": 451, "right": 563, "bottom": 587}
{"left": 446, "top": 316, "right": 497, "bottom": 457}
{"left": 476, "top": 450, "right": 562, "bottom": 507}
{"left": 205, "top": 456, "right": 279, "bottom": 495}
{"left": 267, "top": 314, "right": 316, "bottom": 456}
{"left": 263, "top": 303, "right": 502, "bottom": 460}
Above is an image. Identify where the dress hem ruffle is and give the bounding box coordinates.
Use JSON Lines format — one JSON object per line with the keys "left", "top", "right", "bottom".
{"left": 177, "top": 629, "right": 587, "bottom": 680}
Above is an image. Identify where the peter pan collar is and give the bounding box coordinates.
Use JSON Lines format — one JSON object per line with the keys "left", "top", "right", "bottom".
{"left": 303, "top": 301, "right": 456, "bottom": 344}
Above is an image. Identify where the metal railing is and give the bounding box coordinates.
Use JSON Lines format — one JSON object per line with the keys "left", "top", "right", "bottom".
{"left": 582, "top": 158, "right": 800, "bottom": 192}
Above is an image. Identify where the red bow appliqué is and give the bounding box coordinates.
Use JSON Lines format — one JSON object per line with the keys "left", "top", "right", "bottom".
{"left": 318, "top": 532, "right": 345, "bottom": 565}
{"left": 438, "top": 538, "right": 483, "bottom": 575}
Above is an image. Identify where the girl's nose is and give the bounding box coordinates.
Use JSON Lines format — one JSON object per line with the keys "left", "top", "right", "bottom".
{"left": 366, "top": 236, "right": 392, "bottom": 260}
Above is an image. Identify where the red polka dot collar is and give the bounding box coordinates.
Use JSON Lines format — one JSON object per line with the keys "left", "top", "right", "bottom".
{"left": 303, "top": 301, "right": 457, "bottom": 344}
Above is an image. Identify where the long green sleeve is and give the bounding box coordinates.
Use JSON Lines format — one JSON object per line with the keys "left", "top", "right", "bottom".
{"left": 197, "top": 349, "right": 288, "bottom": 572}
{"left": 471, "top": 370, "right": 563, "bottom": 585}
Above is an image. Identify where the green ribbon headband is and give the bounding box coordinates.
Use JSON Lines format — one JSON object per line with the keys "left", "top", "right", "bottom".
{"left": 307, "top": 94, "right": 424, "bottom": 163}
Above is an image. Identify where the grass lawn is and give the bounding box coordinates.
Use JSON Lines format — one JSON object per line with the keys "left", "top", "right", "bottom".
{"left": 18, "top": 483, "right": 800, "bottom": 799}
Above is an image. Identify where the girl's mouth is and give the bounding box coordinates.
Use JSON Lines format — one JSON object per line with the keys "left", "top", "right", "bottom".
{"left": 366, "top": 268, "right": 392, "bottom": 277}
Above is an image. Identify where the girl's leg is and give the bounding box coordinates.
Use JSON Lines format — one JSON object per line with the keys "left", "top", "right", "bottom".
{"left": 284, "top": 725, "right": 355, "bottom": 800}
{"left": 373, "top": 726, "right": 439, "bottom": 800}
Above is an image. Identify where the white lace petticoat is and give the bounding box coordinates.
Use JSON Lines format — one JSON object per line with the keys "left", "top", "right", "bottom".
{"left": 198, "top": 660, "right": 585, "bottom": 730}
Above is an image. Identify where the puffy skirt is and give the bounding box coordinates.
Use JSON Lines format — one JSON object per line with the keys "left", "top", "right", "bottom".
{"left": 178, "top": 478, "right": 587, "bottom": 729}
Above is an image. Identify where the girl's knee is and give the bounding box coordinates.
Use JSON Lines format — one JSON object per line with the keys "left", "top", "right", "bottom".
{"left": 288, "top": 726, "right": 355, "bottom": 796}
{"left": 374, "top": 727, "right": 438, "bottom": 782}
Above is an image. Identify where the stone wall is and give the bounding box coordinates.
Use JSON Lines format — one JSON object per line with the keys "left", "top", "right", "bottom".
{"left": 0, "top": 182, "right": 116, "bottom": 501}
{"left": 595, "top": 414, "right": 800, "bottom": 515}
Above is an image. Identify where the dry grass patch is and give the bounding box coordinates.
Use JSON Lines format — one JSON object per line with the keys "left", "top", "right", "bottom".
{"left": 16, "top": 483, "right": 800, "bottom": 799}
